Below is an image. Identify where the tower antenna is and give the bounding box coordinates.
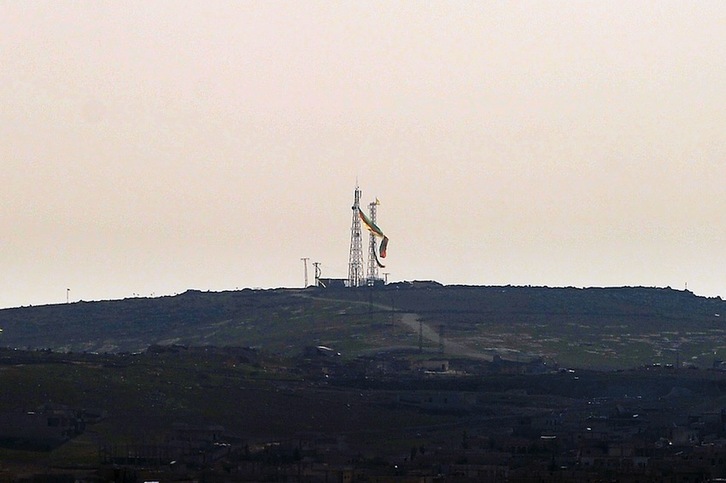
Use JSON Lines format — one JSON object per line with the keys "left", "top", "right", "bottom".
{"left": 300, "top": 257, "right": 309, "bottom": 288}
{"left": 347, "top": 184, "right": 364, "bottom": 287}
{"left": 366, "top": 198, "right": 381, "bottom": 285}
{"left": 419, "top": 319, "right": 423, "bottom": 353}
{"left": 312, "top": 262, "right": 322, "bottom": 287}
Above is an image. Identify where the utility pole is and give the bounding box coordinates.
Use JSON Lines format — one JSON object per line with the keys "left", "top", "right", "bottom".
{"left": 300, "top": 258, "right": 309, "bottom": 288}
{"left": 382, "top": 272, "right": 390, "bottom": 284}
{"left": 66, "top": 288, "right": 70, "bottom": 304}
{"left": 312, "top": 262, "right": 321, "bottom": 287}
{"left": 438, "top": 324, "right": 445, "bottom": 354}
{"left": 390, "top": 295, "right": 396, "bottom": 326}
{"left": 368, "top": 287, "right": 373, "bottom": 313}
{"left": 419, "top": 319, "right": 423, "bottom": 353}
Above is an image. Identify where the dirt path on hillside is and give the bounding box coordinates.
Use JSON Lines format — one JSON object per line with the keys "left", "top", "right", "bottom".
{"left": 397, "top": 312, "right": 492, "bottom": 361}
{"left": 298, "top": 292, "right": 492, "bottom": 361}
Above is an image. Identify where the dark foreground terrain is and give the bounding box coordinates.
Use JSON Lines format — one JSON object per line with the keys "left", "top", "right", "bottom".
{"left": 2, "top": 345, "right": 726, "bottom": 481}
{"left": 2, "top": 284, "right": 726, "bottom": 481}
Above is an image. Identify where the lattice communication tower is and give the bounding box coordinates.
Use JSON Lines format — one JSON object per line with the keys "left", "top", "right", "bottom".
{"left": 366, "top": 200, "right": 380, "bottom": 285}
{"left": 347, "top": 185, "right": 364, "bottom": 287}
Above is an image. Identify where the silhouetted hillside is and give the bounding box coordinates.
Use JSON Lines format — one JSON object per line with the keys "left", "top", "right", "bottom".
{"left": 1, "top": 285, "right": 724, "bottom": 369}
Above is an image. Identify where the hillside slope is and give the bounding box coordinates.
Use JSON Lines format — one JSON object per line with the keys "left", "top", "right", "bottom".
{"left": 1, "top": 285, "right": 724, "bottom": 369}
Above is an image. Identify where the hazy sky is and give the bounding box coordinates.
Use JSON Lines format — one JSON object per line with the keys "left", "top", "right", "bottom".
{"left": 1, "top": 1, "right": 725, "bottom": 308}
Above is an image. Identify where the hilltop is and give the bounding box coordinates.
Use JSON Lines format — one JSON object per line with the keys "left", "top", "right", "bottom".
{"left": 1, "top": 284, "right": 724, "bottom": 369}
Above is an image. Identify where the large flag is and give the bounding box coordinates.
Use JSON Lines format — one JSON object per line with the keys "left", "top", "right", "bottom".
{"left": 358, "top": 207, "right": 389, "bottom": 264}
{"left": 359, "top": 209, "right": 385, "bottom": 238}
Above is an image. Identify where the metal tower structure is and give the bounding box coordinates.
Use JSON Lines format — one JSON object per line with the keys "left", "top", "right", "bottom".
{"left": 365, "top": 199, "right": 380, "bottom": 285}
{"left": 300, "top": 257, "right": 309, "bottom": 288}
{"left": 347, "top": 185, "right": 364, "bottom": 287}
{"left": 313, "top": 262, "right": 322, "bottom": 287}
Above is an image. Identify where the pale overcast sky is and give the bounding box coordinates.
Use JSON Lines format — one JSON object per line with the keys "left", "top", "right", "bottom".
{"left": 1, "top": 1, "right": 724, "bottom": 308}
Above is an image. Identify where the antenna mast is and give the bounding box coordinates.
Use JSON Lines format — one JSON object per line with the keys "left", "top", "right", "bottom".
{"left": 366, "top": 199, "right": 380, "bottom": 285}
{"left": 347, "top": 184, "right": 364, "bottom": 287}
{"left": 300, "top": 257, "right": 309, "bottom": 288}
{"left": 313, "top": 262, "right": 322, "bottom": 287}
